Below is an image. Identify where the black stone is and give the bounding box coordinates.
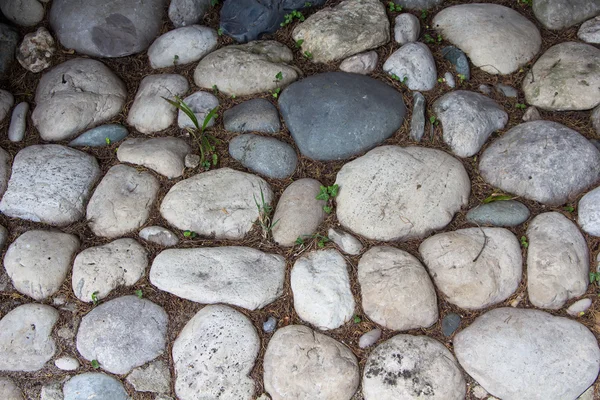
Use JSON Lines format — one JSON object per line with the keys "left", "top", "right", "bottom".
{"left": 442, "top": 313, "right": 461, "bottom": 337}
{"left": 442, "top": 46, "right": 470, "bottom": 80}
{"left": 0, "top": 24, "right": 18, "bottom": 78}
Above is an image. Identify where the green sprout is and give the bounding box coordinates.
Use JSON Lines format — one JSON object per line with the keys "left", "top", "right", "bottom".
{"left": 91, "top": 291, "right": 99, "bottom": 306}
{"left": 281, "top": 10, "right": 305, "bottom": 26}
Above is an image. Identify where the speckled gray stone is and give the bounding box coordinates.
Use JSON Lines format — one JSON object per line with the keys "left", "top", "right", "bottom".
{"left": 466, "top": 200, "right": 530, "bottom": 227}
{"left": 229, "top": 134, "right": 297, "bottom": 179}
{"left": 223, "top": 98, "right": 280, "bottom": 133}
{"left": 410, "top": 92, "right": 426, "bottom": 142}
{"left": 63, "top": 373, "right": 129, "bottom": 400}
{"left": 442, "top": 313, "right": 461, "bottom": 337}
{"left": 69, "top": 125, "right": 128, "bottom": 147}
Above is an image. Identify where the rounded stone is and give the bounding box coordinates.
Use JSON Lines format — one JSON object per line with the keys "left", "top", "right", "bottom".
{"left": 533, "top": 0, "right": 600, "bottom": 30}
{"left": 264, "top": 325, "right": 360, "bottom": 400}
{"left": 139, "top": 226, "right": 179, "bottom": 247}
{"left": 72, "top": 238, "right": 148, "bottom": 303}
{"left": 328, "top": 228, "right": 363, "bottom": 255}
{"left": 125, "top": 360, "right": 171, "bottom": 394}
{"left": 173, "top": 305, "right": 259, "bottom": 400}
{"left": 454, "top": 307, "right": 600, "bottom": 400}
{"left": 63, "top": 373, "right": 129, "bottom": 400}
{"left": 442, "top": 313, "right": 461, "bottom": 337}
{"left": 55, "top": 356, "right": 80, "bottom": 371}
{"left": 272, "top": 179, "right": 326, "bottom": 246}
{"left": 383, "top": 42, "right": 437, "bottom": 91}
{"left": 363, "top": 335, "right": 466, "bottom": 400}
{"left": 479, "top": 121, "right": 600, "bottom": 205}
{"left": 117, "top": 137, "right": 191, "bottom": 179}
{"left": 466, "top": 200, "right": 530, "bottom": 227}
{"left": 579, "top": 16, "right": 600, "bottom": 43}
{"left": 567, "top": 298, "right": 593, "bottom": 316}
{"left": 394, "top": 13, "right": 420, "bottom": 44}
{"left": 177, "top": 91, "right": 219, "bottom": 129}
{"left": 335, "top": 145, "right": 470, "bottom": 241}
{"left": 359, "top": 328, "right": 382, "bottom": 349}
{"left": 148, "top": 25, "right": 217, "bottom": 69}
{"left": 223, "top": 98, "right": 281, "bottom": 133}
{"left": 0, "top": 0, "right": 44, "bottom": 26}
{"left": 169, "top": 0, "right": 210, "bottom": 27}
{"left": 76, "top": 296, "right": 168, "bottom": 375}
{"left": 68, "top": 124, "right": 128, "bottom": 147}
{"left": 291, "top": 249, "right": 355, "bottom": 330}
{"left": 4, "top": 230, "right": 80, "bottom": 301}
{"left": 16, "top": 27, "right": 55, "bottom": 73}
{"left": 229, "top": 134, "right": 298, "bottom": 179}
{"left": 339, "top": 51, "right": 378, "bottom": 75}
{"left": 8, "top": 102, "right": 28, "bottom": 143}
{"left": 358, "top": 246, "right": 438, "bottom": 330}
{"left": 578, "top": 186, "right": 600, "bottom": 236}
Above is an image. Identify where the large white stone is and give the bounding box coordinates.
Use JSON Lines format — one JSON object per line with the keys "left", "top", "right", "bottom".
{"left": 292, "top": 0, "right": 389, "bottom": 63}
{"left": 383, "top": 42, "right": 437, "bottom": 91}
{"left": 579, "top": 186, "right": 600, "bottom": 236}
{"left": 148, "top": 25, "right": 217, "bottom": 69}
{"left": 127, "top": 74, "right": 189, "bottom": 134}
{"left": 173, "top": 305, "right": 259, "bottom": 400}
{"left": 335, "top": 145, "right": 470, "bottom": 241}
{"left": 0, "top": 145, "right": 101, "bottom": 226}
{"left": 433, "top": 4, "right": 541, "bottom": 75}
{"left": 264, "top": 325, "right": 359, "bottom": 400}
{"left": 533, "top": 0, "right": 600, "bottom": 30}
{"left": 0, "top": 304, "right": 58, "bottom": 371}
{"left": 4, "top": 230, "right": 79, "bottom": 301}
{"left": 363, "top": 335, "right": 466, "bottom": 400}
{"left": 0, "top": 377, "right": 23, "bottom": 400}
{"left": 160, "top": 168, "right": 273, "bottom": 239}
{"left": 420, "top": 228, "right": 522, "bottom": 309}
{"left": 454, "top": 308, "right": 600, "bottom": 400}
{"left": 32, "top": 59, "right": 127, "bottom": 141}
{"left": 579, "top": 16, "right": 600, "bottom": 43}
{"left": 358, "top": 246, "right": 437, "bottom": 330}
{"left": 527, "top": 212, "right": 589, "bottom": 309}
{"left": 72, "top": 239, "right": 147, "bottom": 303}
{"left": 117, "top": 137, "right": 191, "bottom": 178}
{"left": 150, "top": 247, "right": 285, "bottom": 310}
{"left": 87, "top": 164, "right": 159, "bottom": 238}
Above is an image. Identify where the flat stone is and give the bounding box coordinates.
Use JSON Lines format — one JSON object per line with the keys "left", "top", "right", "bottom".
{"left": 495, "top": 84, "right": 518, "bottom": 98}
{"left": 523, "top": 106, "right": 542, "bottom": 122}
{"left": 339, "top": 51, "right": 378, "bottom": 75}
{"left": 363, "top": 335, "right": 466, "bottom": 400}
{"left": 359, "top": 328, "right": 382, "bottom": 349}
{"left": 139, "top": 226, "right": 179, "bottom": 247}
{"left": 72, "top": 238, "right": 147, "bottom": 303}
{"left": 63, "top": 373, "right": 129, "bottom": 400}
{"left": 55, "top": 356, "right": 79, "bottom": 371}
{"left": 479, "top": 121, "right": 600, "bottom": 205}
{"left": 578, "top": 185, "right": 600, "bottom": 236}
{"left": 169, "top": 0, "right": 211, "bottom": 27}
{"left": 194, "top": 41, "right": 300, "bottom": 96}
{"left": 466, "top": 200, "right": 530, "bottom": 227}
{"left": 579, "top": 16, "right": 600, "bottom": 43}
{"left": 383, "top": 42, "right": 437, "bottom": 91}
{"left": 117, "top": 137, "right": 191, "bottom": 178}
{"left": 87, "top": 164, "right": 160, "bottom": 237}
{"left": 8, "top": 102, "right": 28, "bottom": 142}
{"left": 0, "top": 304, "right": 58, "bottom": 371}
{"left": 527, "top": 212, "right": 589, "bottom": 309}
{"left": 223, "top": 98, "right": 280, "bottom": 133}
{"left": 444, "top": 72, "right": 456, "bottom": 88}
{"left": 126, "top": 360, "right": 170, "bottom": 393}
{"left": 229, "top": 134, "right": 298, "bottom": 179}
{"left": 150, "top": 247, "right": 285, "bottom": 310}
{"left": 32, "top": 59, "right": 127, "bottom": 141}
{"left": 0, "top": 25, "right": 18, "bottom": 78}
{"left": 395, "top": 13, "right": 420, "bottom": 44}
{"left": 442, "top": 46, "right": 470, "bottom": 80}
{"left": 177, "top": 91, "right": 219, "bottom": 129}
{"left": 17, "top": 27, "right": 55, "bottom": 73}
{"left": 328, "top": 228, "right": 363, "bottom": 255}
{"left": 335, "top": 145, "right": 470, "bottom": 241}
{"left": 0, "top": 377, "right": 23, "bottom": 400}
{"left": 291, "top": 249, "right": 355, "bottom": 330}
{"left": 68, "top": 124, "right": 128, "bottom": 147}
{"left": 433, "top": 90, "right": 507, "bottom": 157}
{"left": 420, "top": 228, "right": 522, "bottom": 309}
{"left": 442, "top": 313, "right": 461, "bottom": 337}
{"left": 410, "top": 92, "right": 426, "bottom": 142}
{"left": 292, "top": 0, "right": 389, "bottom": 63}
{"left": 358, "top": 246, "right": 438, "bottom": 330}
{"left": 173, "top": 305, "right": 259, "bottom": 400}
{"left": 279, "top": 72, "right": 406, "bottom": 161}
{"left": 160, "top": 168, "right": 273, "bottom": 239}
{"left": 533, "top": 0, "right": 600, "bottom": 30}
{"left": 433, "top": 4, "right": 541, "bottom": 75}
{"left": 523, "top": 42, "right": 600, "bottom": 111}
{"left": 272, "top": 179, "right": 326, "bottom": 246}
{"left": 0, "top": 0, "right": 44, "bottom": 26}
{"left": 149, "top": 25, "right": 217, "bottom": 69}
{"left": 127, "top": 74, "right": 189, "bottom": 134}
{"left": 567, "top": 298, "right": 593, "bottom": 316}
{"left": 454, "top": 307, "right": 600, "bottom": 400}
{"left": 76, "top": 296, "right": 168, "bottom": 375}
{"left": 50, "top": 0, "right": 166, "bottom": 57}
{"left": 0, "top": 145, "right": 101, "bottom": 226}
{"left": 4, "top": 230, "right": 79, "bottom": 301}
{"left": 0, "top": 89, "right": 13, "bottom": 122}
{"left": 390, "top": 0, "right": 442, "bottom": 9}
{"left": 264, "top": 325, "right": 360, "bottom": 400}
{"left": 263, "top": 316, "right": 277, "bottom": 333}
{"left": 184, "top": 153, "right": 200, "bottom": 168}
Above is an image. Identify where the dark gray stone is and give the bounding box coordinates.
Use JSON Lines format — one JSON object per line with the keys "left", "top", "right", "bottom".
{"left": 442, "top": 313, "right": 461, "bottom": 337}
{"left": 69, "top": 124, "right": 128, "bottom": 147}
{"left": 49, "top": 0, "right": 167, "bottom": 58}
{"left": 169, "top": 0, "right": 211, "bottom": 28}
{"left": 391, "top": 0, "right": 443, "bottom": 10}
{"left": 63, "top": 373, "right": 129, "bottom": 400}
{"left": 0, "top": 24, "right": 18, "bottom": 78}
{"left": 495, "top": 84, "right": 518, "bottom": 98}
{"left": 466, "top": 200, "right": 530, "bottom": 227}
{"left": 442, "top": 46, "right": 470, "bottom": 80}
{"left": 220, "top": 0, "right": 326, "bottom": 43}
{"left": 229, "top": 134, "right": 297, "bottom": 179}
{"left": 224, "top": 98, "right": 280, "bottom": 133}
{"left": 410, "top": 92, "right": 425, "bottom": 142}
{"left": 263, "top": 316, "right": 277, "bottom": 333}
{"left": 279, "top": 72, "right": 406, "bottom": 161}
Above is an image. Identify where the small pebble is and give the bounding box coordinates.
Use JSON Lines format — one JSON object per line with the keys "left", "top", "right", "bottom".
{"left": 263, "top": 316, "right": 277, "bottom": 333}
{"left": 567, "top": 298, "right": 593, "bottom": 316}
{"left": 8, "top": 102, "right": 28, "bottom": 142}
{"left": 442, "top": 46, "right": 470, "bottom": 79}
{"left": 479, "top": 84, "right": 492, "bottom": 95}
{"left": 495, "top": 83, "right": 518, "bottom": 98}
{"left": 441, "top": 313, "right": 461, "bottom": 337}
{"left": 359, "top": 328, "right": 382, "bottom": 349}
{"left": 444, "top": 72, "right": 455, "bottom": 88}
{"left": 410, "top": 92, "right": 425, "bottom": 142}
{"left": 510, "top": 293, "right": 524, "bottom": 308}
{"left": 466, "top": 200, "right": 530, "bottom": 227}
{"left": 328, "top": 228, "right": 363, "bottom": 255}
{"left": 54, "top": 356, "right": 80, "bottom": 371}
{"left": 139, "top": 226, "right": 179, "bottom": 247}
{"left": 472, "top": 385, "right": 488, "bottom": 399}
{"left": 40, "top": 383, "right": 63, "bottom": 400}
{"left": 53, "top": 296, "right": 66, "bottom": 306}
{"left": 394, "top": 13, "right": 420, "bottom": 44}
{"left": 185, "top": 153, "right": 200, "bottom": 169}
{"left": 523, "top": 106, "right": 541, "bottom": 122}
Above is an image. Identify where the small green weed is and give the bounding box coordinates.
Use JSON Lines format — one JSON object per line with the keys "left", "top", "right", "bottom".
{"left": 295, "top": 234, "right": 329, "bottom": 248}
{"left": 135, "top": 289, "right": 143, "bottom": 299}
{"left": 105, "top": 137, "right": 111, "bottom": 145}
{"left": 254, "top": 188, "right": 278, "bottom": 239}
{"left": 563, "top": 205, "right": 575, "bottom": 212}
{"left": 424, "top": 33, "right": 442, "bottom": 43}
{"left": 483, "top": 193, "right": 514, "bottom": 203}
{"left": 91, "top": 291, "right": 99, "bottom": 306}
{"left": 457, "top": 74, "right": 466, "bottom": 84}
{"left": 437, "top": 77, "right": 445, "bottom": 83}
{"left": 295, "top": 39, "right": 304, "bottom": 48}
{"left": 388, "top": 1, "right": 402, "bottom": 12}
{"left": 520, "top": 236, "right": 529, "bottom": 248}
{"left": 353, "top": 315, "right": 362, "bottom": 323}
{"left": 304, "top": 1, "right": 312, "bottom": 6}
{"left": 590, "top": 272, "right": 600, "bottom": 283}
{"left": 281, "top": 10, "right": 305, "bottom": 27}
{"left": 517, "top": 0, "right": 532, "bottom": 5}
{"left": 212, "top": 85, "right": 219, "bottom": 95}
{"left": 173, "top": 54, "right": 179, "bottom": 65}
{"left": 515, "top": 103, "right": 527, "bottom": 110}
{"left": 217, "top": 27, "right": 223, "bottom": 36}
{"left": 303, "top": 50, "right": 313, "bottom": 59}
{"left": 420, "top": 9, "right": 428, "bottom": 19}
{"left": 183, "top": 230, "right": 197, "bottom": 238}
{"left": 210, "top": 0, "right": 219, "bottom": 5}
{"left": 429, "top": 115, "right": 439, "bottom": 126}
{"left": 91, "top": 360, "right": 100, "bottom": 369}
{"left": 316, "top": 184, "right": 339, "bottom": 214}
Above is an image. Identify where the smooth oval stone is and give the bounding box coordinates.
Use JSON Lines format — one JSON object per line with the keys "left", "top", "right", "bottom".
{"left": 359, "top": 328, "right": 382, "bottom": 349}
{"left": 8, "top": 102, "right": 28, "bottom": 142}
{"left": 223, "top": 98, "right": 281, "bottom": 133}
{"left": 69, "top": 124, "right": 128, "bottom": 147}
{"left": 63, "top": 373, "right": 129, "bottom": 400}
{"left": 442, "top": 313, "right": 461, "bottom": 337}
{"left": 279, "top": 72, "right": 406, "bottom": 161}
{"left": 263, "top": 316, "right": 277, "bottom": 333}
{"left": 229, "top": 134, "right": 297, "bottom": 179}
{"left": 466, "top": 200, "right": 530, "bottom": 227}
{"left": 442, "top": 46, "right": 470, "bottom": 80}
{"left": 533, "top": 0, "right": 600, "bottom": 30}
